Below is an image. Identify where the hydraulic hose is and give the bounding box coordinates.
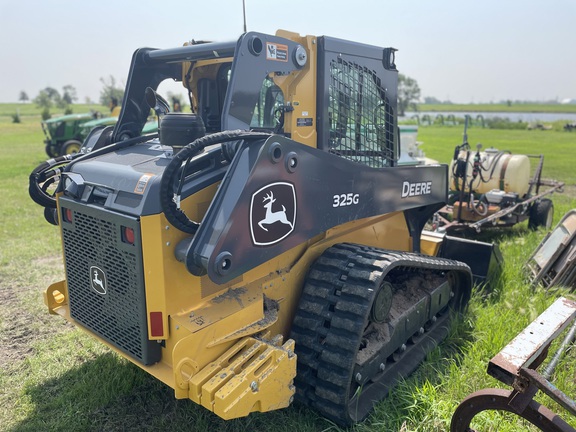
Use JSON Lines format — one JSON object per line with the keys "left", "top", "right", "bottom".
{"left": 478, "top": 151, "right": 510, "bottom": 184}
{"left": 456, "top": 150, "right": 471, "bottom": 222}
{"left": 469, "top": 195, "right": 488, "bottom": 217}
{"left": 29, "top": 133, "right": 159, "bottom": 210}
{"left": 160, "top": 130, "right": 271, "bottom": 234}
{"left": 29, "top": 154, "right": 76, "bottom": 208}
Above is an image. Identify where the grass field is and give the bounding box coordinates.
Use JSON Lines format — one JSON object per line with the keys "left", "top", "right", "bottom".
{"left": 7, "top": 102, "right": 576, "bottom": 118}
{"left": 2, "top": 103, "right": 110, "bottom": 119}
{"left": 1, "top": 112, "right": 576, "bottom": 431}
{"left": 417, "top": 103, "right": 576, "bottom": 114}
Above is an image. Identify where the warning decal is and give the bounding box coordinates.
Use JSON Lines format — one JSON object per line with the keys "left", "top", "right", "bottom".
{"left": 134, "top": 173, "right": 154, "bottom": 194}
{"left": 266, "top": 43, "right": 288, "bottom": 62}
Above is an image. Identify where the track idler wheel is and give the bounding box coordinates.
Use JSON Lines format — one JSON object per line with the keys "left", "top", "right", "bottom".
{"left": 370, "top": 281, "right": 393, "bottom": 323}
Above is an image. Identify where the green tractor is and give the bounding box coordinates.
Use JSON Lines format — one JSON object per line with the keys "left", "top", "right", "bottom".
{"left": 42, "top": 113, "right": 159, "bottom": 157}
{"left": 77, "top": 116, "right": 121, "bottom": 143}
{"left": 41, "top": 112, "right": 104, "bottom": 157}
{"left": 79, "top": 116, "right": 158, "bottom": 142}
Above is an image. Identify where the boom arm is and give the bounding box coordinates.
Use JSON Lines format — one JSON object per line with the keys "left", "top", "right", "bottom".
{"left": 181, "top": 135, "right": 448, "bottom": 284}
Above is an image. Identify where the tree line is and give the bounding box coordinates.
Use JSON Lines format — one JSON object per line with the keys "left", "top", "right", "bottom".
{"left": 18, "top": 76, "right": 125, "bottom": 120}
{"left": 18, "top": 73, "right": 423, "bottom": 119}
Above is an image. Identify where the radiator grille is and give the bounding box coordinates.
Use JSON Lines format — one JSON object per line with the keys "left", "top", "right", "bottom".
{"left": 61, "top": 200, "right": 160, "bottom": 365}
{"left": 328, "top": 58, "right": 396, "bottom": 167}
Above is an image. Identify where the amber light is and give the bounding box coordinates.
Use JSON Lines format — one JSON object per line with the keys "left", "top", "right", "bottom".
{"left": 122, "top": 226, "right": 135, "bottom": 245}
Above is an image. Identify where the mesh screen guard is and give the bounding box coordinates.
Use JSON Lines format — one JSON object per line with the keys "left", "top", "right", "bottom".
{"left": 328, "top": 58, "right": 396, "bottom": 168}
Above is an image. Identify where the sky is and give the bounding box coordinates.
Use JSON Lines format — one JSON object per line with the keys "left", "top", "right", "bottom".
{"left": 1, "top": 0, "right": 574, "bottom": 104}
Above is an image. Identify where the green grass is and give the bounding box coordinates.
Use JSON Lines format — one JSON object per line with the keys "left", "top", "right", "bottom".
{"left": 1, "top": 116, "right": 576, "bottom": 431}
{"left": 418, "top": 126, "right": 576, "bottom": 185}
{"left": 417, "top": 103, "right": 576, "bottom": 113}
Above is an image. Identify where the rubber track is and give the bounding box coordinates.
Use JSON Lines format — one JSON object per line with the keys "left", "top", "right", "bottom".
{"left": 290, "top": 243, "right": 472, "bottom": 426}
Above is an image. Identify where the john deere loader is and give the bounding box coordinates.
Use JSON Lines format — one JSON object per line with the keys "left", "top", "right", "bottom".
{"left": 29, "top": 30, "right": 480, "bottom": 426}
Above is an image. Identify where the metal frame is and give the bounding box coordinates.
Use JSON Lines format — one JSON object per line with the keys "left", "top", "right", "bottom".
{"left": 451, "top": 297, "right": 576, "bottom": 431}
{"left": 526, "top": 209, "right": 576, "bottom": 289}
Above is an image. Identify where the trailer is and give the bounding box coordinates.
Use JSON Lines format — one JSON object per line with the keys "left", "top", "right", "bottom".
{"left": 432, "top": 127, "right": 564, "bottom": 233}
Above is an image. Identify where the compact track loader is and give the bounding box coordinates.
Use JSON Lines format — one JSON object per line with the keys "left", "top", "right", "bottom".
{"left": 30, "top": 30, "right": 476, "bottom": 426}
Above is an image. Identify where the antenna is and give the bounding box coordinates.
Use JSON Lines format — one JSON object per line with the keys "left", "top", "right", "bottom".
{"left": 242, "top": 0, "right": 247, "bottom": 33}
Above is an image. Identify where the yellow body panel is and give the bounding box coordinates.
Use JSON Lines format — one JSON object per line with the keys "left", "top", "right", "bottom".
{"left": 273, "top": 31, "right": 318, "bottom": 148}
{"left": 182, "top": 58, "right": 233, "bottom": 112}
{"left": 420, "top": 230, "right": 445, "bottom": 257}
{"left": 139, "top": 182, "right": 221, "bottom": 340}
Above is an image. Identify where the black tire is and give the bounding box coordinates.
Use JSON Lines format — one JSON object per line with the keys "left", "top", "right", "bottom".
{"left": 43, "top": 207, "right": 59, "bottom": 226}
{"left": 528, "top": 198, "right": 554, "bottom": 230}
{"left": 61, "top": 139, "right": 82, "bottom": 155}
{"left": 45, "top": 143, "right": 59, "bottom": 158}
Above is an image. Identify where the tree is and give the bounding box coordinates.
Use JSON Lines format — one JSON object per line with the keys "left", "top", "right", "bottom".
{"left": 41, "top": 107, "right": 51, "bottom": 120}
{"left": 43, "top": 87, "right": 61, "bottom": 101}
{"left": 34, "top": 89, "right": 56, "bottom": 110}
{"left": 34, "top": 87, "right": 65, "bottom": 118}
{"left": 397, "top": 74, "right": 421, "bottom": 116}
{"left": 423, "top": 96, "right": 441, "bottom": 104}
{"left": 19, "top": 91, "right": 29, "bottom": 103}
{"left": 34, "top": 87, "right": 65, "bottom": 108}
{"left": 99, "top": 76, "right": 124, "bottom": 108}
{"left": 62, "top": 85, "right": 78, "bottom": 105}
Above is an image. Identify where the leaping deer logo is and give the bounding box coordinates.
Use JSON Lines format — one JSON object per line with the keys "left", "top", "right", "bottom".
{"left": 250, "top": 182, "right": 296, "bottom": 246}
{"left": 90, "top": 266, "right": 107, "bottom": 295}
{"left": 93, "top": 270, "right": 104, "bottom": 291}
{"left": 259, "top": 191, "right": 293, "bottom": 232}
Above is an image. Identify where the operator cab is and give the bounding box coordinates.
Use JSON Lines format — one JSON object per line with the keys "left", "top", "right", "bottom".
{"left": 99, "top": 31, "right": 399, "bottom": 169}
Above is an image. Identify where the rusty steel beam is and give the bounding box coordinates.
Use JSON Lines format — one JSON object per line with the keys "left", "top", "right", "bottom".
{"left": 488, "top": 297, "right": 576, "bottom": 386}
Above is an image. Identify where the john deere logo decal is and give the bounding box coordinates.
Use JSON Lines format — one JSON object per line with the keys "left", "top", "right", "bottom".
{"left": 90, "top": 266, "right": 107, "bottom": 295}
{"left": 250, "top": 182, "right": 296, "bottom": 246}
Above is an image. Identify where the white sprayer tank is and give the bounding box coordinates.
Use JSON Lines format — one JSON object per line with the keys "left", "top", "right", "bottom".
{"left": 449, "top": 148, "right": 531, "bottom": 197}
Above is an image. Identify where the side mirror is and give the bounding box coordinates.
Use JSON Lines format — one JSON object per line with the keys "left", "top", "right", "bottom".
{"left": 145, "top": 87, "right": 171, "bottom": 117}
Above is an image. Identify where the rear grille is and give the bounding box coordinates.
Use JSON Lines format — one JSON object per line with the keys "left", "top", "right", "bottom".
{"left": 60, "top": 198, "right": 160, "bottom": 365}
